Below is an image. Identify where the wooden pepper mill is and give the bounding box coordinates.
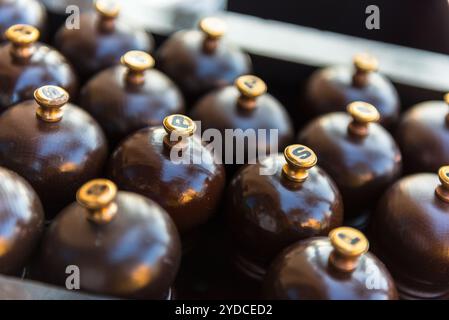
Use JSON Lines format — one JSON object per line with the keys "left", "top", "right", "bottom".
{"left": 30, "top": 179, "right": 181, "bottom": 299}
{"left": 369, "top": 166, "right": 449, "bottom": 299}
{"left": 0, "top": 24, "right": 78, "bottom": 111}
{"left": 298, "top": 101, "right": 402, "bottom": 229}
{"left": 0, "top": 167, "right": 44, "bottom": 276}
{"left": 108, "top": 114, "right": 225, "bottom": 245}
{"left": 80, "top": 50, "right": 185, "bottom": 147}
{"left": 264, "top": 227, "right": 398, "bottom": 300}
{"left": 303, "top": 53, "right": 400, "bottom": 129}
{"left": 227, "top": 144, "right": 343, "bottom": 280}
{"left": 0, "top": 85, "right": 108, "bottom": 218}
{"left": 396, "top": 93, "right": 449, "bottom": 174}
{"left": 156, "top": 17, "right": 252, "bottom": 105}
{"left": 55, "top": 0, "right": 154, "bottom": 81}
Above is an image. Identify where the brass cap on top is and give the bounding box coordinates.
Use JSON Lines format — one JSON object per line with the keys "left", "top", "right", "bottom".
{"left": 329, "top": 227, "right": 369, "bottom": 257}
{"left": 95, "top": 0, "right": 121, "bottom": 18}
{"left": 121, "top": 51, "right": 155, "bottom": 72}
{"left": 5, "top": 24, "right": 39, "bottom": 45}
{"left": 77, "top": 179, "right": 118, "bottom": 224}
{"left": 163, "top": 114, "right": 196, "bottom": 148}
{"left": 121, "top": 51, "right": 154, "bottom": 85}
{"left": 282, "top": 144, "right": 317, "bottom": 183}
{"left": 329, "top": 227, "right": 369, "bottom": 272}
{"left": 347, "top": 101, "right": 380, "bottom": 136}
{"left": 436, "top": 166, "right": 449, "bottom": 203}
{"left": 199, "top": 17, "right": 227, "bottom": 40}
{"left": 353, "top": 53, "right": 378, "bottom": 73}
{"left": 235, "top": 75, "right": 267, "bottom": 99}
{"left": 34, "top": 85, "right": 69, "bottom": 123}
{"left": 235, "top": 75, "right": 267, "bottom": 110}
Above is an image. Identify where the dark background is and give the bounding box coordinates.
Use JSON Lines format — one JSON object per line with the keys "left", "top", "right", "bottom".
{"left": 228, "top": 0, "right": 449, "bottom": 55}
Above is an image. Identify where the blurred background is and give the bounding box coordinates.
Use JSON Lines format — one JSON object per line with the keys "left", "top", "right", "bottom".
{"left": 41, "top": 0, "right": 449, "bottom": 54}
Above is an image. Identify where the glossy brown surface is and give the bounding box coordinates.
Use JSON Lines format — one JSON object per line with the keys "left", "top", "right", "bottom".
{"left": 369, "top": 173, "right": 449, "bottom": 299}
{"left": 190, "top": 86, "right": 294, "bottom": 163}
{"left": 303, "top": 66, "right": 400, "bottom": 129}
{"left": 298, "top": 112, "right": 402, "bottom": 228}
{"left": 264, "top": 237, "right": 398, "bottom": 300}
{"left": 396, "top": 101, "right": 449, "bottom": 174}
{"left": 108, "top": 126, "right": 226, "bottom": 235}
{"left": 80, "top": 65, "right": 185, "bottom": 146}
{"left": 55, "top": 11, "right": 154, "bottom": 81}
{"left": 0, "top": 101, "right": 108, "bottom": 218}
{"left": 31, "top": 191, "right": 181, "bottom": 299}
{"left": 0, "top": 0, "right": 46, "bottom": 42}
{"left": 0, "top": 167, "right": 44, "bottom": 275}
{"left": 156, "top": 30, "right": 252, "bottom": 105}
{"left": 0, "top": 42, "right": 78, "bottom": 111}
{"left": 227, "top": 154, "right": 343, "bottom": 280}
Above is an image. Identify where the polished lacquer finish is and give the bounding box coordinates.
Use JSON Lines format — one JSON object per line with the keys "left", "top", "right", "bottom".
{"left": 298, "top": 111, "right": 402, "bottom": 228}
{"left": 55, "top": 5, "right": 154, "bottom": 81}
{"left": 303, "top": 54, "right": 400, "bottom": 129}
{"left": 369, "top": 172, "right": 449, "bottom": 299}
{"left": 264, "top": 237, "right": 398, "bottom": 300}
{"left": 227, "top": 153, "right": 343, "bottom": 280}
{"left": 108, "top": 126, "right": 226, "bottom": 236}
{"left": 396, "top": 100, "right": 449, "bottom": 174}
{"left": 190, "top": 80, "right": 294, "bottom": 165}
{"left": 0, "top": 25, "right": 78, "bottom": 111}
{"left": 31, "top": 189, "right": 181, "bottom": 299}
{"left": 80, "top": 53, "right": 185, "bottom": 146}
{"left": 0, "top": 167, "right": 44, "bottom": 275}
{"left": 156, "top": 18, "right": 252, "bottom": 105}
{"left": 0, "top": 0, "right": 46, "bottom": 42}
{"left": 0, "top": 92, "right": 107, "bottom": 218}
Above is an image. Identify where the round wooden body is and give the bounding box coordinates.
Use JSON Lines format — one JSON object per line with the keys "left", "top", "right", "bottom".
{"left": 80, "top": 65, "right": 185, "bottom": 146}
{"left": 369, "top": 173, "right": 449, "bottom": 299}
{"left": 263, "top": 237, "right": 398, "bottom": 300}
{"left": 227, "top": 153, "right": 343, "bottom": 280}
{"left": 0, "top": 0, "right": 47, "bottom": 42}
{"left": 108, "top": 126, "right": 226, "bottom": 235}
{"left": 190, "top": 86, "right": 294, "bottom": 162}
{"left": 0, "top": 100, "right": 108, "bottom": 218}
{"left": 31, "top": 191, "right": 181, "bottom": 299}
{"left": 396, "top": 101, "right": 449, "bottom": 174}
{"left": 0, "top": 42, "right": 78, "bottom": 111}
{"left": 156, "top": 30, "right": 252, "bottom": 104}
{"left": 0, "top": 167, "right": 44, "bottom": 275}
{"left": 303, "top": 66, "right": 400, "bottom": 129}
{"left": 55, "top": 11, "right": 154, "bottom": 81}
{"left": 298, "top": 112, "right": 402, "bottom": 228}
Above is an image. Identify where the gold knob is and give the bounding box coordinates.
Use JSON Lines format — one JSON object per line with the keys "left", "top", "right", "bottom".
{"left": 353, "top": 53, "right": 378, "bottom": 73}
{"left": 5, "top": 24, "right": 39, "bottom": 45}
{"left": 329, "top": 227, "right": 369, "bottom": 272}
{"left": 199, "top": 17, "right": 226, "bottom": 54}
{"left": 347, "top": 101, "right": 380, "bottom": 136}
{"left": 77, "top": 179, "right": 118, "bottom": 224}
{"left": 95, "top": 0, "right": 120, "bottom": 18}
{"left": 352, "top": 53, "right": 378, "bottom": 87}
{"left": 235, "top": 75, "right": 267, "bottom": 110}
{"left": 199, "top": 17, "right": 227, "bottom": 40}
{"left": 121, "top": 51, "right": 154, "bottom": 85}
{"left": 34, "top": 85, "right": 69, "bottom": 123}
{"left": 163, "top": 114, "right": 196, "bottom": 148}
{"left": 436, "top": 166, "right": 449, "bottom": 203}
{"left": 5, "top": 24, "right": 39, "bottom": 59}
{"left": 282, "top": 144, "right": 317, "bottom": 183}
